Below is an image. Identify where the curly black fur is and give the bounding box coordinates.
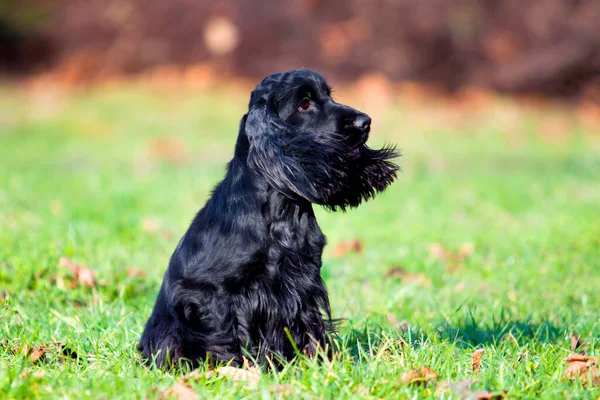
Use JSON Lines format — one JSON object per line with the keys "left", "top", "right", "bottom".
{"left": 137, "top": 69, "right": 399, "bottom": 369}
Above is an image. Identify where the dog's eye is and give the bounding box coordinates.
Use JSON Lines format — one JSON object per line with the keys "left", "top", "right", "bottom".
{"left": 298, "top": 98, "right": 311, "bottom": 111}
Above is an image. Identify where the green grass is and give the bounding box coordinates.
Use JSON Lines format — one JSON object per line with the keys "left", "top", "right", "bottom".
{"left": 1, "top": 83, "right": 599, "bottom": 399}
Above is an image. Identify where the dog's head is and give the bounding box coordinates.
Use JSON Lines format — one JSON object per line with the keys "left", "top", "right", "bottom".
{"left": 239, "top": 69, "right": 399, "bottom": 210}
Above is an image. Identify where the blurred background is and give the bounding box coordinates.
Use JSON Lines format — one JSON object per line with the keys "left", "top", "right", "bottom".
{"left": 1, "top": 3, "right": 600, "bottom": 396}
{"left": 1, "top": 0, "right": 599, "bottom": 99}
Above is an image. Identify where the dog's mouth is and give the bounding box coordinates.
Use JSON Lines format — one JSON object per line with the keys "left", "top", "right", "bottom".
{"left": 348, "top": 145, "right": 361, "bottom": 156}
{"left": 345, "top": 132, "right": 369, "bottom": 157}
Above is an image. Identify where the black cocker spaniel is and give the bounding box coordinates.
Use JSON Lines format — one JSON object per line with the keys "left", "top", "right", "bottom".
{"left": 138, "top": 69, "right": 399, "bottom": 369}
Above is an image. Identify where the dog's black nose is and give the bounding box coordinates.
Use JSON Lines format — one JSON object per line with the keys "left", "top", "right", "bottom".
{"left": 353, "top": 114, "right": 371, "bottom": 131}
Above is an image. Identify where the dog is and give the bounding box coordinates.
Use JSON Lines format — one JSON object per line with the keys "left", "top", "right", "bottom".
{"left": 138, "top": 69, "right": 399, "bottom": 369}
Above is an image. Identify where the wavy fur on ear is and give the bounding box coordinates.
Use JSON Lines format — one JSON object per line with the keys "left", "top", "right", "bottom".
{"left": 138, "top": 69, "right": 398, "bottom": 370}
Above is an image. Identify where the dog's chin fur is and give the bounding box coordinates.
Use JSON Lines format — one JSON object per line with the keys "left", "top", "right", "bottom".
{"left": 250, "top": 135, "right": 398, "bottom": 211}
{"left": 138, "top": 70, "right": 399, "bottom": 370}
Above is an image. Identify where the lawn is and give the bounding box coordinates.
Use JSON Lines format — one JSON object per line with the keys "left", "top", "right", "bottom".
{"left": 1, "top": 82, "right": 599, "bottom": 399}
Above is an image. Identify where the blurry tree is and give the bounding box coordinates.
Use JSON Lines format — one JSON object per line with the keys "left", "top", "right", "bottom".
{"left": 1, "top": 0, "right": 598, "bottom": 98}
{"left": 0, "top": 0, "right": 55, "bottom": 72}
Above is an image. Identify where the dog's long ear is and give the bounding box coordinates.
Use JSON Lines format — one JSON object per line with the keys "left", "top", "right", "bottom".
{"left": 233, "top": 114, "right": 250, "bottom": 161}
{"left": 244, "top": 90, "right": 324, "bottom": 203}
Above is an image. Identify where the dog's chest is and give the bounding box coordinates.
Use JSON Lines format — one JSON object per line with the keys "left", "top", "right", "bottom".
{"left": 265, "top": 201, "right": 325, "bottom": 275}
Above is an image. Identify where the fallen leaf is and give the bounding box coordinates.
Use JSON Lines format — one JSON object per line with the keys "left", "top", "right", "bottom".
{"left": 401, "top": 273, "right": 432, "bottom": 287}
{"left": 19, "top": 368, "right": 47, "bottom": 380}
{"left": 33, "top": 369, "right": 46, "bottom": 378}
{"left": 472, "top": 348, "right": 484, "bottom": 373}
{"left": 457, "top": 242, "right": 475, "bottom": 259}
{"left": 215, "top": 366, "right": 261, "bottom": 389}
{"left": 59, "top": 257, "right": 96, "bottom": 287}
{"left": 161, "top": 382, "right": 197, "bottom": 400}
{"left": 183, "top": 365, "right": 261, "bottom": 389}
{"left": 400, "top": 366, "right": 438, "bottom": 386}
{"left": 564, "top": 353, "right": 599, "bottom": 387}
{"left": 29, "top": 347, "right": 46, "bottom": 363}
{"left": 430, "top": 243, "right": 446, "bottom": 260}
{"left": 429, "top": 242, "right": 475, "bottom": 272}
{"left": 126, "top": 267, "right": 147, "bottom": 278}
{"left": 332, "top": 239, "right": 363, "bottom": 256}
{"left": 473, "top": 391, "right": 506, "bottom": 400}
{"left": 385, "top": 266, "right": 431, "bottom": 286}
{"left": 384, "top": 266, "right": 407, "bottom": 278}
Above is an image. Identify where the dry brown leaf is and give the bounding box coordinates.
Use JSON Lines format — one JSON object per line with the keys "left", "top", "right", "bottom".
{"left": 472, "top": 348, "right": 484, "bottom": 373}
{"left": 29, "top": 347, "right": 46, "bottom": 363}
{"left": 180, "top": 369, "right": 205, "bottom": 382}
{"left": 473, "top": 391, "right": 506, "bottom": 400}
{"left": 564, "top": 353, "right": 599, "bottom": 387}
{"left": 430, "top": 243, "right": 447, "bottom": 260}
{"left": 10, "top": 341, "right": 76, "bottom": 364}
{"left": 161, "top": 382, "right": 197, "bottom": 400}
{"left": 33, "top": 369, "right": 46, "bottom": 378}
{"left": 430, "top": 242, "right": 474, "bottom": 272}
{"left": 457, "top": 242, "right": 475, "bottom": 259}
{"left": 126, "top": 267, "right": 147, "bottom": 278}
{"left": 385, "top": 267, "right": 431, "bottom": 287}
{"left": 216, "top": 366, "right": 261, "bottom": 389}
{"left": 400, "top": 366, "right": 438, "bottom": 386}
{"left": 384, "top": 266, "right": 407, "bottom": 278}
{"left": 332, "top": 239, "right": 363, "bottom": 256}
{"left": 183, "top": 365, "right": 261, "bottom": 389}
{"left": 59, "top": 257, "right": 96, "bottom": 287}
